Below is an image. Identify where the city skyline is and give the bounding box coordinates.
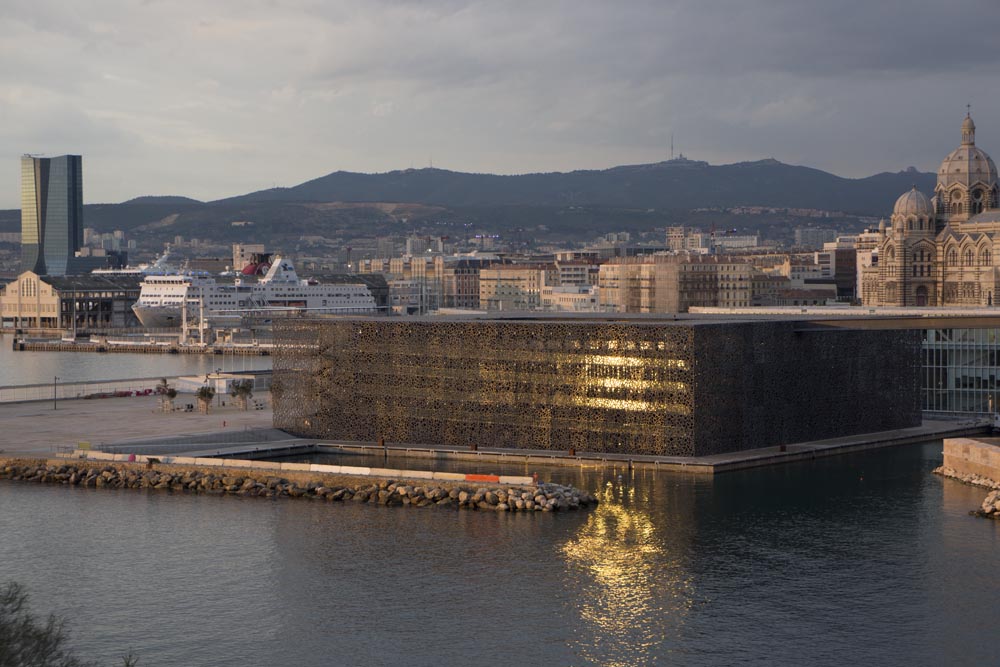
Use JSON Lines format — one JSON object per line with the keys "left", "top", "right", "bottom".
{"left": 2, "top": 0, "right": 1000, "bottom": 209}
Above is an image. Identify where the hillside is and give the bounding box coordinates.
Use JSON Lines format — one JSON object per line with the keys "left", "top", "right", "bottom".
{"left": 0, "top": 159, "right": 938, "bottom": 239}
{"left": 217, "top": 159, "right": 937, "bottom": 214}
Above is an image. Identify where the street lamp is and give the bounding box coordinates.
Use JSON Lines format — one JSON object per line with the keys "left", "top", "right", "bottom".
{"left": 53, "top": 376, "right": 58, "bottom": 410}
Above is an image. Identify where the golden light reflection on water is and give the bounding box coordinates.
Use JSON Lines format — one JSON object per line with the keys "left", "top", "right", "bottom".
{"left": 561, "top": 481, "right": 694, "bottom": 667}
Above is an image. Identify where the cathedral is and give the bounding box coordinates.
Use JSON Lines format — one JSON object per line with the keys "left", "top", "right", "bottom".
{"left": 862, "top": 113, "right": 1000, "bottom": 307}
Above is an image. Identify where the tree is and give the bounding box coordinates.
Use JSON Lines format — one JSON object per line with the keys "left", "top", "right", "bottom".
{"left": 196, "top": 385, "right": 215, "bottom": 414}
{"left": 228, "top": 380, "right": 254, "bottom": 411}
{"left": 0, "top": 581, "right": 87, "bottom": 667}
{"left": 158, "top": 379, "right": 178, "bottom": 413}
{"left": 0, "top": 581, "right": 140, "bottom": 667}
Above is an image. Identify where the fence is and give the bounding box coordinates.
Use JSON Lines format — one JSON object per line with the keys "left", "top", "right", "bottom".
{"left": 0, "top": 376, "right": 178, "bottom": 404}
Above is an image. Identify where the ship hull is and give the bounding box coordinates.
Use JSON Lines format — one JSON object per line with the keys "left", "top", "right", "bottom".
{"left": 131, "top": 304, "right": 183, "bottom": 329}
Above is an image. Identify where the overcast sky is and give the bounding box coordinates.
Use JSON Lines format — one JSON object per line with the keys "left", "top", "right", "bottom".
{"left": 2, "top": 0, "right": 1000, "bottom": 208}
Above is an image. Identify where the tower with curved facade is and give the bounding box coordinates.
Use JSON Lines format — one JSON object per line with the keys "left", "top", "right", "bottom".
{"left": 20, "top": 154, "right": 84, "bottom": 276}
{"left": 864, "top": 114, "right": 1000, "bottom": 306}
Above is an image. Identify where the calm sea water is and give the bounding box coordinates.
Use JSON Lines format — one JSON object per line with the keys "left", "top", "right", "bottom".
{"left": 0, "top": 441, "right": 997, "bottom": 666}
{"left": 0, "top": 333, "right": 271, "bottom": 386}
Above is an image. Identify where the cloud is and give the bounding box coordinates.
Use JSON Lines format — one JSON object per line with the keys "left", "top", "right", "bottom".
{"left": 1, "top": 0, "right": 1000, "bottom": 207}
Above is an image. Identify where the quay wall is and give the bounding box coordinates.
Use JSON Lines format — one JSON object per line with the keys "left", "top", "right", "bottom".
{"left": 941, "top": 438, "right": 1000, "bottom": 485}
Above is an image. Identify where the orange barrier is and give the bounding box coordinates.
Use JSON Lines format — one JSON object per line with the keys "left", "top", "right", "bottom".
{"left": 465, "top": 474, "right": 501, "bottom": 483}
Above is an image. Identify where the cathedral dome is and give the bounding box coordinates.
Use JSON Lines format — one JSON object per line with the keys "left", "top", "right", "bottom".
{"left": 893, "top": 186, "right": 931, "bottom": 216}
{"left": 937, "top": 114, "right": 998, "bottom": 190}
{"left": 938, "top": 146, "right": 997, "bottom": 188}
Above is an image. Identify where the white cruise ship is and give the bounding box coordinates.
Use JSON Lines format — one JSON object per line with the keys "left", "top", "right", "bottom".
{"left": 131, "top": 256, "right": 378, "bottom": 328}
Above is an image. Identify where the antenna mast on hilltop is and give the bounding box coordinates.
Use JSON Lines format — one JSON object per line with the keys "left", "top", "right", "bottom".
{"left": 670, "top": 133, "right": 674, "bottom": 160}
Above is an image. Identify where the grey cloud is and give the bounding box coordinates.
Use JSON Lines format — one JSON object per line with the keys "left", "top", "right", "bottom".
{"left": 1, "top": 0, "right": 1000, "bottom": 207}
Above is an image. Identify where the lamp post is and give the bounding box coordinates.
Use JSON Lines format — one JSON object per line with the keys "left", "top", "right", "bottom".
{"left": 53, "top": 376, "right": 58, "bottom": 410}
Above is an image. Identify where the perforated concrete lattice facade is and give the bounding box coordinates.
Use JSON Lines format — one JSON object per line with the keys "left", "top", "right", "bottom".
{"left": 272, "top": 317, "right": 922, "bottom": 457}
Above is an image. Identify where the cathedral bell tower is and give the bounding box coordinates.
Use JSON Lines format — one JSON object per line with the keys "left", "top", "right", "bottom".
{"left": 879, "top": 187, "right": 936, "bottom": 305}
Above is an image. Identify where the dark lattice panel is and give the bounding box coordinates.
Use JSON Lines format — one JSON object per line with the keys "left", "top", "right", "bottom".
{"left": 272, "top": 318, "right": 923, "bottom": 457}
{"left": 691, "top": 322, "right": 923, "bottom": 455}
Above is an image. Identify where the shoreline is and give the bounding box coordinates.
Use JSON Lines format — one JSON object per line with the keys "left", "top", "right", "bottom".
{"left": 0, "top": 384, "right": 989, "bottom": 476}
{"left": 935, "top": 437, "right": 1000, "bottom": 519}
{"left": 152, "top": 420, "right": 990, "bottom": 476}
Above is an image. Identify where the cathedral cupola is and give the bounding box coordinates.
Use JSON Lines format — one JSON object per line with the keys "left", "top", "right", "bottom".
{"left": 893, "top": 186, "right": 932, "bottom": 216}
{"left": 891, "top": 186, "right": 934, "bottom": 237}
{"left": 962, "top": 113, "right": 976, "bottom": 146}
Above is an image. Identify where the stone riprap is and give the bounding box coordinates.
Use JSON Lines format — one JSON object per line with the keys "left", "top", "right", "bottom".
{"left": 978, "top": 490, "right": 1000, "bottom": 520}
{"left": 933, "top": 465, "right": 1000, "bottom": 520}
{"left": 933, "top": 465, "right": 1000, "bottom": 490}
{"left": 0, "top": 460, "right": 598, "bottom": 513}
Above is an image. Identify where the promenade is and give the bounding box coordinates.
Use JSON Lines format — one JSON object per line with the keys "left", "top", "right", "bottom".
{"left": 1, "top": 390, "right": 990, "bottom": 474}
{"left": 0, "top": 393, "right": 273, "bottom": 457}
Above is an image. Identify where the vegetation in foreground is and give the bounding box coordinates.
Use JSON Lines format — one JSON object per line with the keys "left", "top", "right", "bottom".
{"left": 0, "top": 582, "right": 137, "bottom": 667}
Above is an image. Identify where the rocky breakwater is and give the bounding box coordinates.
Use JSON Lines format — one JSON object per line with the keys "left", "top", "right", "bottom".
{"left": 975, "top": 490, "right": 1000, "bottom": 520}
{"left": 933, "top": 465, "right": 1000, "bottom": 520}
{"left": 933, "top": 465, "right": 1000, "bottom": 491}
{"left": 0, "top": 460, "right": 598, "bottom": 514}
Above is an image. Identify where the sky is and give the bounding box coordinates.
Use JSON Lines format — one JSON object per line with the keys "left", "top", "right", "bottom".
{"left": 2, "top": 0, "right": 1000, "bottom": 208}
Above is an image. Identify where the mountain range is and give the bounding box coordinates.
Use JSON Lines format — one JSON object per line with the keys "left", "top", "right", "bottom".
{"left": 217, "top": 158, "right": 936, "bottom": 213}
{"left": 0, "top": 158, "right": 938, "bottom": 240}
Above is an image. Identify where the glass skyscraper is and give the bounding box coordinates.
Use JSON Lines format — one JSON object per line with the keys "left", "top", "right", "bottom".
{"left": 20, "top": 154, "right": 84, "bottom": 276}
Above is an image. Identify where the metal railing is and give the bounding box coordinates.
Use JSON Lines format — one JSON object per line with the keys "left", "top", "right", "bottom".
{"left": 0, "top": 376, "right": 179, "bottom": 404}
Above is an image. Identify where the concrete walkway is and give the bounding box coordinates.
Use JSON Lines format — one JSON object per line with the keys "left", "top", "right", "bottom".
{"left": 313, "top": 418, "right": 990, "bottom": 474}
{"left": 0, "top": 392, "right": 988, "bottom": 475}
{"left": 0, "top": 394, "right": 274, "bottom": 457}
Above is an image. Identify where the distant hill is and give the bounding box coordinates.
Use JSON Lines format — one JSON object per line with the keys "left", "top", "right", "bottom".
{"left": 120, "top": 195, "right": 203, "bottom": 206}
{"left": 0, "top": 158, "right": 938, "bottom": 237}
{"left": 216, "top": 159, "right": 937, "bottom": 215}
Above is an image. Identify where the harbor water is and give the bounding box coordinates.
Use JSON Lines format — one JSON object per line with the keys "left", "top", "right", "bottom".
{"left": 0, "top": 333, "right": 271, "bottom": 387}
{"left": 0, "top": 441, "right": 998, "bottom": 666}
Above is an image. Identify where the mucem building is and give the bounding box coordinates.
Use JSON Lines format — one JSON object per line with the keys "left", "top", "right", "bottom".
{"left": 272, "top": 316, "right": 922, "bottom": 457}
